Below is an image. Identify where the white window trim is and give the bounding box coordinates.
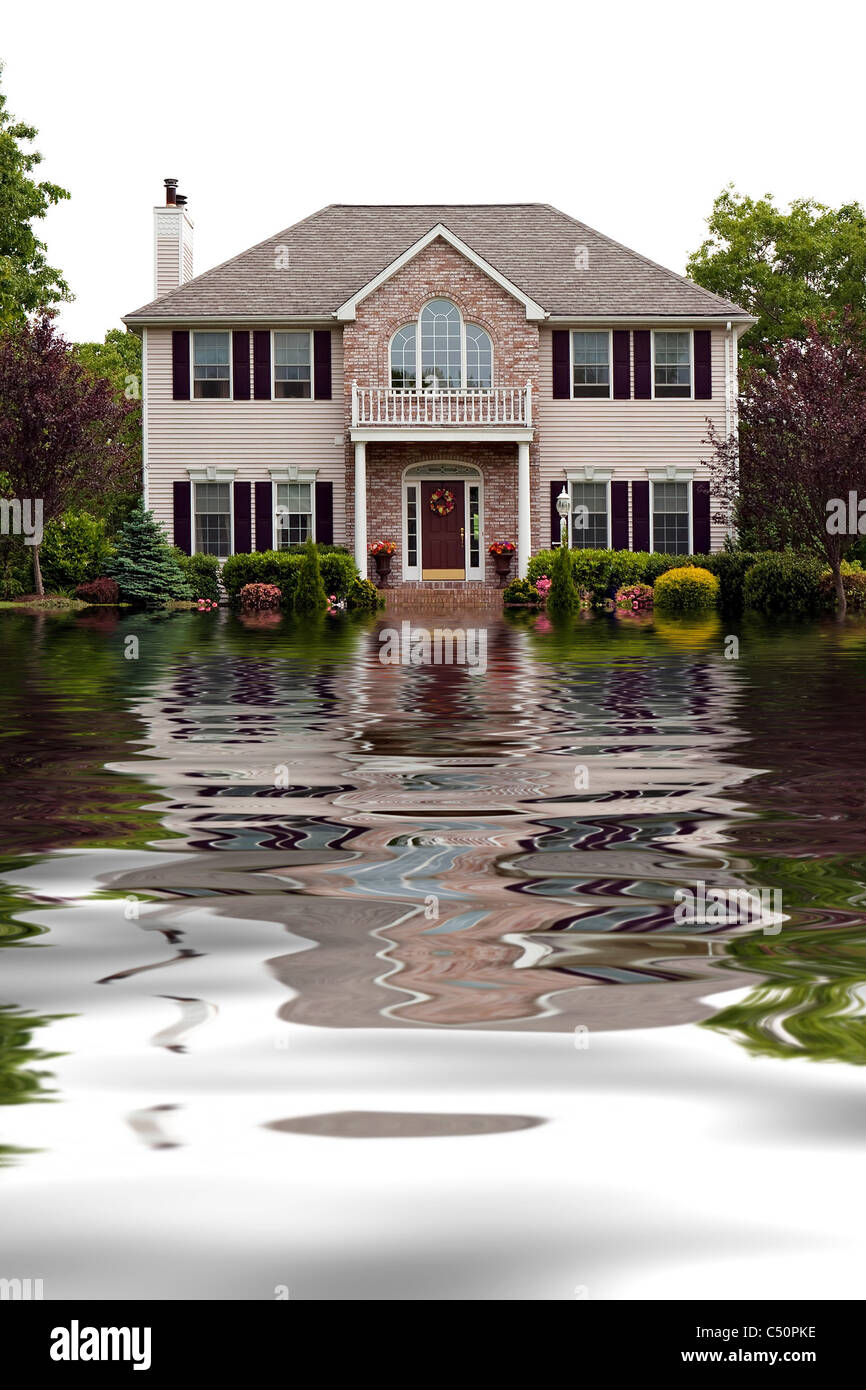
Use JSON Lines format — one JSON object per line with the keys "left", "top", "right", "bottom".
{"left": 651, "top": 329, "right": 694, "bottom": 402}
{"left": 390, "top": 304, "right": 494, "bottom": 392}
{"left": 190, "top": 330, "right": 233, "bottom": 403}
{"left": 570, "top": 329, "right": 613, "bottom": 401}
{"left": 269, "top": 467, "right": 318, "bottom": 551}
{"left": 400, "top": 463, "right": 484, "bottom": 582}
{"left": 566, "top": 468, "right": 612, "bottom": 549}
{"left": 271, "top": 329, "right": 314, "bottom": 402}
{"left": 647, "top": 469, "right": 694, "bottom": 555}
{"left": 188, "top": 469, "right": 235, "bottom": 557}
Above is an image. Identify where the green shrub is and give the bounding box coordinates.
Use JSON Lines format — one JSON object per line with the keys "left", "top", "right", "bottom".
{"left": 175, "top": 550, "right": 220, "bottom": 603}
{"left": 503, "top": 577, "right": 542, "bottom": 606}
{"left": 0, "top": 538, "right": 32, "bottom": 597}
{"left": 293, "top": 537, "right": 329, "bottom": 616}
{"left": 103, "top": 503, "right": 192, "bottom": 606}
{"left": 654, "top": 565, "right": 720, "bottom": 612}
{"left": 346, "top": 577, "right": 384, "bottom": 612}
{"left": 319, "top": 551, "right": 357, "bottom": 601}
{"left": 40, "top": 510, "right": 113, "bottom": 591}
{"left": 222, "top": 547, "right": 357, "bottom": 607}
{"left": 547, "top": 543, "right": 577, "bottom": 614}
{"left": 743, "top": 553, "right": 824, "bottom": 617}
{"left": 819, "top": 562, "right": 866, "bottom": 612}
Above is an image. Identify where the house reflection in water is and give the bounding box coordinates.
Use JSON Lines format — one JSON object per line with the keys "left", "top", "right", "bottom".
{"left": 107, "top": 612, "right": 766, "bottom": 1034}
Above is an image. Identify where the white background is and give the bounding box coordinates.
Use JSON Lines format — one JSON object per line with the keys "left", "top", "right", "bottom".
{"left": 2, "top": 0, "right": 865, "bottom": 340}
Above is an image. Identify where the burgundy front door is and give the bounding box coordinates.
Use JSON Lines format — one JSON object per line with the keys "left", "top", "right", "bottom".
{"left": 421, "top": 481, "right": 465, "bottom": 578}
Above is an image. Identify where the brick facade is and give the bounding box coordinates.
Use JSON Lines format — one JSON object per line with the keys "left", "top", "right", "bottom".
{"left": 344, "top": 237, "right": 540, "bottom": 586}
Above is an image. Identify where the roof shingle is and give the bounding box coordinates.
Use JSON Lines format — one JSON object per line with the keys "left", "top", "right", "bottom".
{"left": 124, "top": 203, "right": 750, "bottom": 321}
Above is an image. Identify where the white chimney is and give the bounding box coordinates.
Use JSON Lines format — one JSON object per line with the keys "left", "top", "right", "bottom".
{"left": 153, "top": 178, "right": 194, "bottom": 298}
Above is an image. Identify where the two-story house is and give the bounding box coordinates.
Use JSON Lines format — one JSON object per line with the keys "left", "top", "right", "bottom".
{"left": 123, "top": 183, "right": 752, "bottom": 590}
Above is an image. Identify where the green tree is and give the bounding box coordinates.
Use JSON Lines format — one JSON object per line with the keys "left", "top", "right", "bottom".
{"left": 103, "top": 502, "right": 192, "bottom": 606}
{"left": 547, "top": 541, "right": 577, "bottom": 615}
{"left": 0, "top": 65, "right": 70, "bottom": 326}
{"left": 76, "top": 328, "right": 143, "bottom": 533}
{"left": 687, "top": 187, "right": 866, "bottom": 369}
{"left": 293, "top": 538, "right": 329, "bottom": 616}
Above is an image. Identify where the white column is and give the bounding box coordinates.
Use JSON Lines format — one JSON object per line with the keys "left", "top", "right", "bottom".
{"left": 517, "top": 442, "right": 531, "bottom": 578}
{"left": 354, "top": 441, "right": 368, "bottom": 576}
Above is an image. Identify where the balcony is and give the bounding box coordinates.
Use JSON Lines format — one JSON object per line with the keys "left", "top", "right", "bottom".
{"left": 351, "top": 381, "right": 533, "bottom": 431}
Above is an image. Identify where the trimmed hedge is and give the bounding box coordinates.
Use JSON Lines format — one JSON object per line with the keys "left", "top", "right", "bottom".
{"left": 527, "top": 548, "right": 760, "bottom": 612}
{"left": 221, "top": 548, "right": 357, "bottom": 607}
{"left": 175, "top": 550, "right": 220, "bottom": 603}
{"left": 653, "top": 565, "right": 719, "bottom": 612}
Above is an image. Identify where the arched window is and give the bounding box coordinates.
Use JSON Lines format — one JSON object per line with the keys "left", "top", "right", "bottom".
{"left": 389, "top": 301, "right": 494, "bottom": 390}
{"left": 465, "top": 323, "right": 492, "bottom": 389}
{"left": 390, "top": 324, "right": 416, "bottom": 388}
{"left": 420, "top": 299, "right": 462, "bottom": 387}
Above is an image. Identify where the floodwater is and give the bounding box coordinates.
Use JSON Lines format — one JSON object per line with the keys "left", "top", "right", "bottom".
{"left": 1, "top": 604, "right": 866, "bottom": 1300}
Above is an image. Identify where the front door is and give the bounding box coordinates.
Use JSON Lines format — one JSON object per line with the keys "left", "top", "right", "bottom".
{"left": 421, "top": 481, "right": 465, "bottom": 579}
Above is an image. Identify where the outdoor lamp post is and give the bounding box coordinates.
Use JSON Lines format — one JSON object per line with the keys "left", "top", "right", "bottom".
{"left": 556, "top": 485, "right": 571, "bottom": 548}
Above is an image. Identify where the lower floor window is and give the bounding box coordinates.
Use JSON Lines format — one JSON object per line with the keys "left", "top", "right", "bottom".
{"left": 571, "top": 481, "right": 609, "bottom": 548}
{"left": 194, "top": 482, "right": 231, "bottom": 557}
{"left": 469, "top": 484, "right": 481, "bottom": 567}
{"left": 652, "top": 481, "right": 690, "bottom": 554}
{"left": 406, "top": 485, "right": 418, "bottom": 567}
{"left": 275, "top": 482, "right": 313, "bottom": 548}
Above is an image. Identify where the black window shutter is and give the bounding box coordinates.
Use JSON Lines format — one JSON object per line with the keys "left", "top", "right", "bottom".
{"left": 315, "top": 481, "right": 334, "bottom": 544}
{"left": 631, "top": 481, "right": 650, "bottom": 550}
{"left": 253, "top": 331, "right": 271, "bottom": 400}
{"left": 611, "top": 480, "right": 629, "bottom": 549}
{"left": 232, "top": 331, "right": 251, "bottom": 400}
{"left": 552, "top": 331, "right": 571, "bottom": 399}
{"left": 550, "top": 480, "right": 565, "bottom": 545}
{"left": 313, "top": 330, "right": 332, "bottom": 400}
{"left": 173, "top": 480, "right": 191, "bottom": 553}
{"left": 233, "top": 480, "right": 251, "bottom": 554}
{"left": 694, "top": 330, "right": 712, "bottom": 400}
{"left": 254, "top": 481, "right": 273, "bottom": 551}
{"left": 613, "top": 331, "right": 631, "bottom": 399}
{"left": 692, "top": 480, "right": 711, "bottom": 553}
{"left": 633, "top": 331, "right": 651, "bottom": 399}
{"left": 172, "top": 331, "right": 190, "bottom": 400}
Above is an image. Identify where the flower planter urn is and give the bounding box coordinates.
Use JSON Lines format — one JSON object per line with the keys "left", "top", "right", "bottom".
{"left": 374, "top": 552, "right": 392, "bottom": 587}
{"left": 493, "top": 552, "right": 513, "bottom": 586}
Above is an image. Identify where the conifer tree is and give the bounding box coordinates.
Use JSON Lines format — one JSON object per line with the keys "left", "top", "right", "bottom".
{"left": 293, "top": 538, "right": 328, "bottom": 616}
{"left": 547, "top": 538, "right": 577, "bottom": 614}
{"left": 104, "top": 503, "right": 192, "bottom": 606}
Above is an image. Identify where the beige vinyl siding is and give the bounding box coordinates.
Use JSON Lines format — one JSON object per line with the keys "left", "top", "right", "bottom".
{"left": 145, "top": 327, "right": 346, "bottom": 548}
{"left": 537, "top": 327, "right": 730, "bottom": 551}
{"left": 155, "top": 236, "right": 181, "bottom": 299}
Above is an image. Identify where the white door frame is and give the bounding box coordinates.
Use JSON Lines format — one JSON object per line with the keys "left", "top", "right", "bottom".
{"left": 401, "top": 463, "right": 484, "bottom": 583}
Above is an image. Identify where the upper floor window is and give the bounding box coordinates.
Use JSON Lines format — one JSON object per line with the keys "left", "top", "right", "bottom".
{"left": 572, "top": 332, "right": 611, "bottom": 399}
{"left": 390, "top": 300, "right": 493, "bottom": 390}
{"left": 465, "top": 323, "right": 493, "bottom": 389}
{"left": 193, "top": 332, "right": 230, "bottom": 398}
{"left": 391, "top": 324, "right": 416, "bottom": 389}
{"left": 653, "top": 331, "right": 692, "bottom": 399}
{"left": 274, "top": 331, "right": 311, "bottom": 398}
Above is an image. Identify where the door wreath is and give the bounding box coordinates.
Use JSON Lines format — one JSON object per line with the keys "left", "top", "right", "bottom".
{"left": 429, "top": 487, "right": 456, "bottom": 517}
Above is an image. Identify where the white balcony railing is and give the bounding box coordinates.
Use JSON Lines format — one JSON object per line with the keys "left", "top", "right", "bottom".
{"left": 352, "top": 381, "right": 532, "bottom": 428}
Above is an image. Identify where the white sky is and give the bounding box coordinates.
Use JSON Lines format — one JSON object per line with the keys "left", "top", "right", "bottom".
{"left": 3, "top": 0, "right": 864, "bottom": 342}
